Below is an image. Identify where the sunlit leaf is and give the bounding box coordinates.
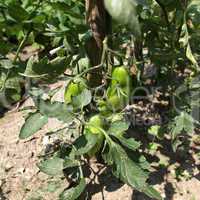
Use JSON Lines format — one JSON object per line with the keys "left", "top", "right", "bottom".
{"left": 72, "top": 89, "right": 92, "bottom": 109}
{"left": 38, "top": 157, "right": 64, "bottom": 176}
{"left": 37, "top": 100, "right": 74, "bottom": 123}
{"left": 108, "top": 120, "right": 129, "bottom": 135}
{"left": 19, "top": 112, "right": 48, "bottom": 139}
{"left": 103, "top": 139, "right": 161, "bottom": 199}
{"left": 186, "top": 44, "right": 198, "bottom": 66}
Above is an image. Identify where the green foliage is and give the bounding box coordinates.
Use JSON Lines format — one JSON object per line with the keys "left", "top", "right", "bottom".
{"left": 59, "top": 178, "right": 86, "bottom": 200}
{"left": 22, "top": 56, "right": 71, "bottom": 80}
{"left": 37, "top": 100, "right": 74, "bottom": 123}
{"left": 38, "top": 157, "right": 65, "bottom": 176}
{"left": 170, "top": 111, "right": 195, "bottom": 151}
{"left": 19, "top": 112, "right": 48, "bottom": 139}
{"left": 11, "top": 0, "right": 200, "bottom": 199}
{"left": 0, "top": 0, "right": 86, "bottom": 107}
{"left": 103, "top": 136, "right": 162, "bottom": 200}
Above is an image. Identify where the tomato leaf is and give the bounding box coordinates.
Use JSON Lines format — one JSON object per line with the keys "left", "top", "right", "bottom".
{"left": 8, "top": 2, "right": 29, "bottom": 22}
{"left": 37, "top": 100, "right": 74, "bottom": 123}
{"left": 72, "top": 133, "right": 99, "bottom": 156}
{"left": 103, "top": 139, "right": 161, "bottom": 200}
{"left": 38, "top": 156, "right": 80, "bottom": 177}
{"left": 116, "top": 136, "right": 141, "bottom": 151}
{"left": 59, "top": 178, "right": 86, "bottom": 200}
{"left": 38, "top": 157, "right": 64, "bottom": 176}
{"left": 143, "top": 186, "right": 163, "bottom": 200}
{"left": 170, "top": 112, "right": 195, "bottom": 151}
{"left": 22, "top": 56, "right": 71, "bottom": 80}
{"left": 108, "top": 120, "right": 129, "bottom": 135}
{"left": 72, "top": 89, "right": 92, "bottom": 109}
{"left": 104, "top": 141, "right": 148, "bottom": 188}
{"left": 19, "top": 112, "right": 48, "bottom": 139}
{"left": 171, "top": 112, "right": 195, "bottom": 140}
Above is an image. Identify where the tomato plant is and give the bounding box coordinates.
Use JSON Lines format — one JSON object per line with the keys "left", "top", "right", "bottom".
{"left": 0, "top": 0, "right": 196, "bottom": 199}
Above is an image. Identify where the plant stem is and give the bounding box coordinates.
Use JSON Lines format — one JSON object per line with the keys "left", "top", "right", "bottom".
{"left": 13, "top": 30, "right": 31, "bottom": 63}
{"left": 0, "top": 70, "right": 10, "bottom": 92}
{"left": 155, "top": 0, "right": 170, "bottom": 28}
{"left": 75, "top": 37, "right": 108, "bottom": 79}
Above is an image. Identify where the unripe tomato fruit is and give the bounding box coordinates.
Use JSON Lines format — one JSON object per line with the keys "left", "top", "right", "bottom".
{"left": 86, "top": 115, "right": 103, "bottom": 134}
{"left": 107, "top": 95, "right": 125, "bottom": 111}
{"left": 64, "top": 80, "right": 86, "bottom": 103}
{"left": 97, "top": 100, "right": 109, "bottom": 115}
{"left": 111, "top": 66, "right": 130, "bottom": 87}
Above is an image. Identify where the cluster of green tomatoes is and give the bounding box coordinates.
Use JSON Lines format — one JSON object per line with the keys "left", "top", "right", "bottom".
{"left": 64, "top": 66, "right": 131, "bottom": 154}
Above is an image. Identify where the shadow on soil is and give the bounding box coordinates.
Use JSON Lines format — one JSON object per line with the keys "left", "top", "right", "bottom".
{"left": 81, "top": 167, "right": 124, "bottom": 200}
{"left": 129, "top": 128, "right": 199, "bottom": 200}
{"left": 0, "top": 187, "right": 7, "bottom": 200}
{"left": 81, "top": 128, "right": 200, "bottom": 200}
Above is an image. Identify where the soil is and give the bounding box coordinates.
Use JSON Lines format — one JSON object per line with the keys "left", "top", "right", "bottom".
{"left": 0, "top": 101, "right": 200, "bottom": 200}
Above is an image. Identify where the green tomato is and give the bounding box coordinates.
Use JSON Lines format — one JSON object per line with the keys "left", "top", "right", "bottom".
{"left": 64, "top": 82, "right": 79, "bottom": 103}
{"left": 107, "top": 95, "right": 125, "bottom": 111}
{"left": 64, "top": 80, "right": 86, "bottom": 104}
{"left": 97, "top": 100, "right": 113, "bottom": 116}
{"left": 86, "top": 115, "right": 103, "bottom": 134}
{"left": 111, "top": 66, "right": 130, "bottom": 87}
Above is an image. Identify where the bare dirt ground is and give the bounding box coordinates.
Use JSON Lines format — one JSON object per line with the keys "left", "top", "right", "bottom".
{"left": 0, "top": 107, "right": 200, "bottom": 200}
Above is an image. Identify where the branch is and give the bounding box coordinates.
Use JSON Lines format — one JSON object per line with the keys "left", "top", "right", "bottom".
{"left": 14, "top": 30, "right": 31, "bottom": 63}
{"left": 155, "top": 0, "right": 170, "bottom": 27}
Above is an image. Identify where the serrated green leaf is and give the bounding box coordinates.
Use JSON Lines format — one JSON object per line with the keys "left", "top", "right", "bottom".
{"left": 171, "top": 112, "right": 195, "bottom": 140}
{"left": 38, "top": 156, "right": 80, "bottom": 177}
{"left": 63, "top": 157, "right": 80, "bottom": 168}
{"left": 37, "top": 100, "right": 73, "bottom": 123}
{"left": 59, "top": 178, "right": 86, "bottom": 200}
{"left": 8, "top": 2, "right": 29, "bottom": 22}
{"left": 19, "top": 112, "right": 48, "bottom": 139}
{"left": 111, "top": 144, "right": 148, "bottom": 189}
{"left": 116, "top": 136, "right": 141, "bottom": 151}
{"left": 142, "top": 186, "right": 163, "bottom": 200}
{"left": 109, "top": 124, "right": 140, "bottom": 151}
{"left": 171, "top": 112, "right": 195, "bottom": 151}
{"left": 22, "top": 56, "right": 70, "bottom": 80}
{"left": 108, "top": 120, "right": 129, "bottom": 135}
{"left": 103, "top": 138, "right": 161, "bottom": 199}
{"left": 73, "top": 133, "right": 98, "bottom": 156}
{"left": 38, "top": 157, "right": 64, "bottom": 176}
{"left": 72, "top": 89, "right": 92, "bottom": 109}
